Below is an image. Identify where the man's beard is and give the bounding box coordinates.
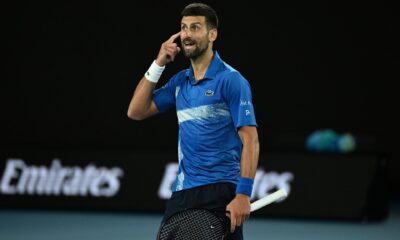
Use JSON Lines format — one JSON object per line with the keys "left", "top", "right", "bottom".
{"left": 182, "top": 40, "right": 209, "bottom": 60}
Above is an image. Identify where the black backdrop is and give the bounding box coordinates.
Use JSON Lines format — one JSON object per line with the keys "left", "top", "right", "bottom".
{"left": 2, "top": 1, "right": 399, "bottom": 198}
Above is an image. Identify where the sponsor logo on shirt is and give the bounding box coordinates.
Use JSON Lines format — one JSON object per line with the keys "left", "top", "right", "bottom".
{"left": 240, "top": 100, "right": 252, "bottom": 106}
{"left": 205, "top": 90, "right": 214, "bottom": 96}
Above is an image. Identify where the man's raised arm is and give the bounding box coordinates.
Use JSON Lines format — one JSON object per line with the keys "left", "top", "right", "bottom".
{"left": 127, "top": 32, "right": 181, "bottom": 120}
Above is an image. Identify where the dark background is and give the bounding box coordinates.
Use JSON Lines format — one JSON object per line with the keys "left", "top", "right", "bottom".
{"left": 2, "top": 1, "right": 398, "bottom": 198}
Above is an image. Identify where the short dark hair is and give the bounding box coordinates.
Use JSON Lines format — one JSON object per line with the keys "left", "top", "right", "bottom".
{"left": 181, "top": 3, "right": 218, "bottom": 29}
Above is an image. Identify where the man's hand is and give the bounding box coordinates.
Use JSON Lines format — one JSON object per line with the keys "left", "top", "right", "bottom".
{"left": 155, "top": 32, "right": 181, "bottom": 66}
{"left": 226, "top": 194, "right": 251, "bottom": 233}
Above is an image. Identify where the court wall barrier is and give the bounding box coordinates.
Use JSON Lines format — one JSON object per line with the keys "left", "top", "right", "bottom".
{"left": 0, "top": 149, "right": 388, "bottom": 221}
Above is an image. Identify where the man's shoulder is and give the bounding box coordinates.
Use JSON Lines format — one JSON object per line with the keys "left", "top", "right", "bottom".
{"left": 217, "top": 63, "right": 246, "bottom": 82}
{"left": 168, "top": 69, "right": 188, "bottom": 84}
{"left": 172, "top": 69, "right": 188, "bottom": 79}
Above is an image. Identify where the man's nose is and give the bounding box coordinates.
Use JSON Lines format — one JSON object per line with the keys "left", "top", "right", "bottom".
{"left": 181, "top": 29, "right": 192, "bottom": 38}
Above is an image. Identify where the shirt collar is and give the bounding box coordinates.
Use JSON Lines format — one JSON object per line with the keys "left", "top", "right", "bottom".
{"left": 185, "top": 51, "right": 222, "bottom": 85}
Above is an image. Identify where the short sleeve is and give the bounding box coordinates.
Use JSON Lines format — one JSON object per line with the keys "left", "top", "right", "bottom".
{"left": 152, "top": 75, "right": 180, "bottom": 113}
{"left": 223, "top": 72, "right": 257, "bottom": 129}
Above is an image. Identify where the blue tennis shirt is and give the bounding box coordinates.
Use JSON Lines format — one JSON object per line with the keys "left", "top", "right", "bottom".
{"left": 153, "top": 52, "right": 257, "bottom": 192}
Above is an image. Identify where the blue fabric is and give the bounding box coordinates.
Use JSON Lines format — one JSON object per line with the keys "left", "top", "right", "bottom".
{"left": 153, "top": 52, "right": 257, "bottom": 192}
{"left": 235, "top": 177, "right": 254, "bottom": 197}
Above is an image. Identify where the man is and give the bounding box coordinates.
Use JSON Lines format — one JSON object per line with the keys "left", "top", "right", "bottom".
{"left": 127, "top": 3, "right": 259, "bottom": 239}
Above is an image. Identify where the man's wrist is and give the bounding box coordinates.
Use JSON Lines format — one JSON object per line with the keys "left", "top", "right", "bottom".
{"left": 155, "top": 59, "right": 165, "bottom": 67}
{"left": 235, "top": 193, "right": 251, "bottom": 200}
{"left": 235, "top": 177, "right": 254, "bottom": 197}
{"left": 145, "top": 60, "right": 165, "bottom": 83}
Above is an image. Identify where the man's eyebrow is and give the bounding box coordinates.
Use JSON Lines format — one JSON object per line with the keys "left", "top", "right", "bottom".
{"left": 181, "top": 22, "right": 202, "bottom": 26}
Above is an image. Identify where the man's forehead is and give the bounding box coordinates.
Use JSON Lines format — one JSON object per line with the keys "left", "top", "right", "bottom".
{"left": 181, "top": 16, "right": 206, "bottom": 25}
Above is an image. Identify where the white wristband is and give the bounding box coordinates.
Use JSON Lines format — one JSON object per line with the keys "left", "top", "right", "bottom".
{"left": 145, "top": 60, "right": 165, "bottom": 83}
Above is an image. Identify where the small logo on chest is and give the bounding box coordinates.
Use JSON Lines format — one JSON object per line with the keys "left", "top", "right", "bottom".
{"left": 205, "top": 90, "right": 214, "bottom": 96}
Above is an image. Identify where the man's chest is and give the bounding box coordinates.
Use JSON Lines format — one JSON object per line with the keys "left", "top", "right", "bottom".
{"left": 176, "top": 80, "right": 224, "bottom": 109}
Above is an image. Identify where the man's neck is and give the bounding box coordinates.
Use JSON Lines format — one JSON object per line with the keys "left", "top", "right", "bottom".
{"left": 190, "top": 49, "right": 214, "bottom": 81}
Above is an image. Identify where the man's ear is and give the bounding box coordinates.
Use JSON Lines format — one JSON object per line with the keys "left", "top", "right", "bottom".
{"left": 209, "top": 28, "right": 218, "bottom": 42}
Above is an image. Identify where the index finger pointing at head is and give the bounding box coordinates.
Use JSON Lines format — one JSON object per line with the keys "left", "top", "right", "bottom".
{"left": 167, "top": 32, "right": 181, "bottom": 43}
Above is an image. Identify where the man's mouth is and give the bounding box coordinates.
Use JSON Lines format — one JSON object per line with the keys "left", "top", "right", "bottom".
{"left": 183, "top": 40, "right": 196, "bottom": 50}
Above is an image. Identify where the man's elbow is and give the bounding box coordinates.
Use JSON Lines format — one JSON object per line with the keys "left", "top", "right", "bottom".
{"left": 127, "top": 109, "right": 146, "bottom": 121}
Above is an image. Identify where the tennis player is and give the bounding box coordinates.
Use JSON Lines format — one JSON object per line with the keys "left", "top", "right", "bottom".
{"left": 127, "top": 3, "right": 259, "bottom": 239}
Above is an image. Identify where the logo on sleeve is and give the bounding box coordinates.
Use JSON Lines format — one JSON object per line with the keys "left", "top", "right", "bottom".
{"left": 205, "top": 90, "right": 214, "bottom": 96}
{"left": 245, "top": 110, "right": 251, "bottom": 116}
{"left": 240, "top": 100, "right": 252, "bottom": 106}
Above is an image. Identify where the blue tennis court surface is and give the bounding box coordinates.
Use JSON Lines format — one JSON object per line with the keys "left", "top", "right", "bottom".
{"left": 1, "top": 202, "right": 399, "bottom": 240}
